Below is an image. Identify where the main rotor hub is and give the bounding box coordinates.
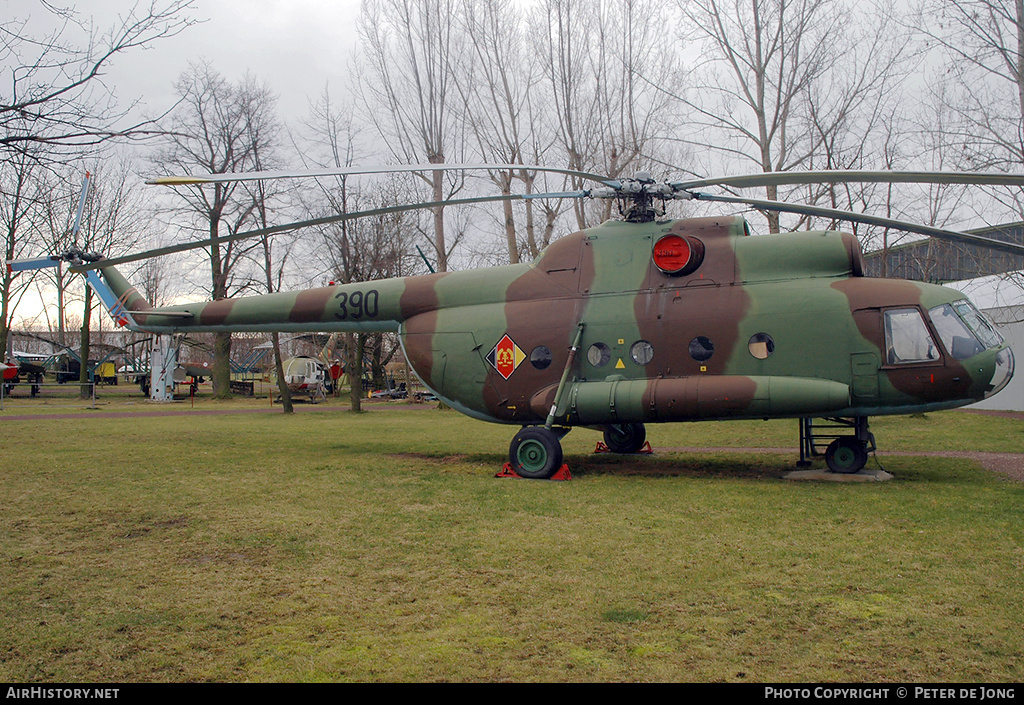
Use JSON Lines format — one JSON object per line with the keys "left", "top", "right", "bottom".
{"left": 590, "top": 173, "right": 692, "bottom": 222}
{"left": 61, "top": 248, "right": 104, "bottom": 265}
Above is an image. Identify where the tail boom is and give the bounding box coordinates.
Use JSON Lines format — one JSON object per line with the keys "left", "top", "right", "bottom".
{"left": 101, "top": 266, "right": 409, "bottom": 334}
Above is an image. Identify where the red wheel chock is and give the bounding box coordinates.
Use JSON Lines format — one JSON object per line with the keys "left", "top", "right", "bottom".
{"left": 593, "top": 441, "right": 653, "bottom": 454}
{"left": 495, "top": 462, "right": 573, "bottom": 481}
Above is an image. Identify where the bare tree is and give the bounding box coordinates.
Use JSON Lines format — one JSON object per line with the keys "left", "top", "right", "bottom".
{"left": 294, "top": 86, "right": 366, "bottom": 411}
{"left": 314, "top": 181, "right": 419, "bottom": 409}
{"left": 254, "top": 189, "right": 294, "bottom": 414}
{"left": 455, "top": 0, "right": 538, "bottom": 263}
{"left": 676, "top": 0, "right": 908, "bottom": 232}
{"left": 1, "top": 1, "right": 194, "bottom": 358}
{"left": 356, "top": 0, "right": 466, "bottom": 272}
{"left": 152, "top": 62, "right": 281, "bottom": 398}
{"left": 0, "top": 148, "right": 45, "bottom": 359}
{"left": 246, "top": 111, "right": 294, "bottom": 413}
{"left": 913, "top": 0, "right": 1024, "bottom": 171}
{"left": 1, "top": 0, "right": 197, "bottom": 159}
{"left": 529, "top": 0, "right": 681, "bottom": 229}
{"left": 531, "top": 0, "right": 598, "bottom": 229}
{"left": 847, "top": 95, "right": 982, "bottom": 269}
{"left": 295, "top": 86, "right": 420, "bottom": 409}
{"left": 911, "top": 0, "right": 1024, "bottom": 244}
{"left": 36, "top": 169, "right": 89, "bottom": 347}
{"left": 588, "top": 1, "right": 681, "bottom": 194}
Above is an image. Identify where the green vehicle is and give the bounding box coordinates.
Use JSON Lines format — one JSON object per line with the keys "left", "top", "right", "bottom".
{"left": 13, "top": 166, "right": 1022, "bottom": 478}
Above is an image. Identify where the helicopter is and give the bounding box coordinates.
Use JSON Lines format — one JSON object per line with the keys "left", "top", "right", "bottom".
{"left": 9, "top": 164, "right": 1024, "bottom": 478}
{"left": 280, "top": 355, "right": 332, "bottom": 402}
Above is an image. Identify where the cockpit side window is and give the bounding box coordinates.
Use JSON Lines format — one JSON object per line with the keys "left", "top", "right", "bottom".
{"left": 929, "top": 303, "right": 984, "bottom": 360}
{"left": 952, "top": 300, "right": 1003, "bottom": 348}
{"left": 884, "top": 308, "right": 940, "bottom": 365}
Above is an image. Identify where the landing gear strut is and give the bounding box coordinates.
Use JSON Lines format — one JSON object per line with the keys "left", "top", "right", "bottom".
{"left": 800, "top": 416, "right": 876, "bottom": 474}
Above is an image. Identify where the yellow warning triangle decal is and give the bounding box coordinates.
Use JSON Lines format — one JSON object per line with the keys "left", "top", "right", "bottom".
{"left": 615, "top": 358, "right": 625, "bottom": 369}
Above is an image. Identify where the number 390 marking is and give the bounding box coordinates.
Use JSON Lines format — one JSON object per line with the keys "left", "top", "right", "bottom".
{"left": 334, "top": 289, "right": 379, "bottom": 320}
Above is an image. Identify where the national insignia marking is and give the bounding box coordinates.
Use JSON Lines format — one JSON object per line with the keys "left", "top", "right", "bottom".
{"left": 487, "top": 334, "right": 526, "bottom": 379}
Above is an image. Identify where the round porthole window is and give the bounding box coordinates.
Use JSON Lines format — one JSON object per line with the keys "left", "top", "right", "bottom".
{"left": 530, "top": 345, "right": 553, "bottom": 369}
{"left": 688, "top": 336, "right": 714, "bottom": 362}
{"left": 630, "top": 340, "right": 654, "bottom": 365}
{"left": 747, "top": 333, "right": 775, "bottom": 360}
{"left": 587, "top": 342, "right": 611, "bottom": 367}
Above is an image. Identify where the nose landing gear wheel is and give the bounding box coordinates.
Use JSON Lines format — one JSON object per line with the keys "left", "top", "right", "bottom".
{"left": 825, "top": 437, "right": 868, "bottom": 474}
{"left": 509, "top": 427, "right": 564, "bottom": 479}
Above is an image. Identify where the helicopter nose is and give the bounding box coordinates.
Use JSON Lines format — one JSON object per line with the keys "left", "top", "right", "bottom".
{"left": 984, "top": 347, "right": 1014, "bottom": 399}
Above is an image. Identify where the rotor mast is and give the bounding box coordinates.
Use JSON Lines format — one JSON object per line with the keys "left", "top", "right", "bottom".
{"left": 591, "top": 171, "right": 675, "bottom": 223}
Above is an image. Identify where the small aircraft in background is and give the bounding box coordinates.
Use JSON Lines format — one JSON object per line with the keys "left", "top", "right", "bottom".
{"left": 2, "top": 353, "right": 47, "bottom": 396}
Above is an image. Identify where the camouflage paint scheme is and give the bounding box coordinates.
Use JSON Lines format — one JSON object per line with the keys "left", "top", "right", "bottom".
{"left": 100, "top": 215, "right": 1012, "bottom": 430}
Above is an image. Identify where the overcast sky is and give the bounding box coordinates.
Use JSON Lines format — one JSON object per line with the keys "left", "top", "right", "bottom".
{"left": 99, "top": 0, "right": 363, "bottom": 129}
{"left": 9, "top": 0, "right": 369, "bottom": 326}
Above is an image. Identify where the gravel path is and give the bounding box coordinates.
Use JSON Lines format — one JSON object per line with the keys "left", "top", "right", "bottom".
{"left": 655, "top": 445, "right": 1024, "bottom": 482}
{"left": 890, "top": 450, "right": 1024, "bottom": 482}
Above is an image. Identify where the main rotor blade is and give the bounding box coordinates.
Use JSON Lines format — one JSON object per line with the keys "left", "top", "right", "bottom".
{"left": 148, "top": 162, "right": 618, "bottom": 188}
{"left": 71, "top": 191, "right": 586, "bottom": 272}
{"left": 693, "top": 193, "right": 1024, "bottom": 256}
{"left": 675, "top": 170, "right": 1024, "bottom": 191}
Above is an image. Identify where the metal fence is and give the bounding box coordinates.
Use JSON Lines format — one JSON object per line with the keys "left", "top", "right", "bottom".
{"left": 0, "top": 382, "right": 96, "bottom": 410}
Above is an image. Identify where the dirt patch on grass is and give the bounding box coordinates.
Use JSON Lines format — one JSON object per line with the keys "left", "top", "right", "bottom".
{"left": 574, "top": 452, "right": 789, "bottom": 480}
{"left": 387, "top": 452, "right": 471, "bottom": 465}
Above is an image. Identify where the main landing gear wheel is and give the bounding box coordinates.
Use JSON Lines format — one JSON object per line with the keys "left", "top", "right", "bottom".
{"left": 825, "top": 437, "right": 869, "bottom": 474}
{"left": 509, "top": 426, "right": 564, "bottom": 479}
{"left": 602, "top": 422, "right": 647, "bottom": 454}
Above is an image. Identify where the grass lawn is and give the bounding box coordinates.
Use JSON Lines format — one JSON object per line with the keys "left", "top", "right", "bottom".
{"left": 1, "top": 400, "right": 1022, "bottom": 682}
